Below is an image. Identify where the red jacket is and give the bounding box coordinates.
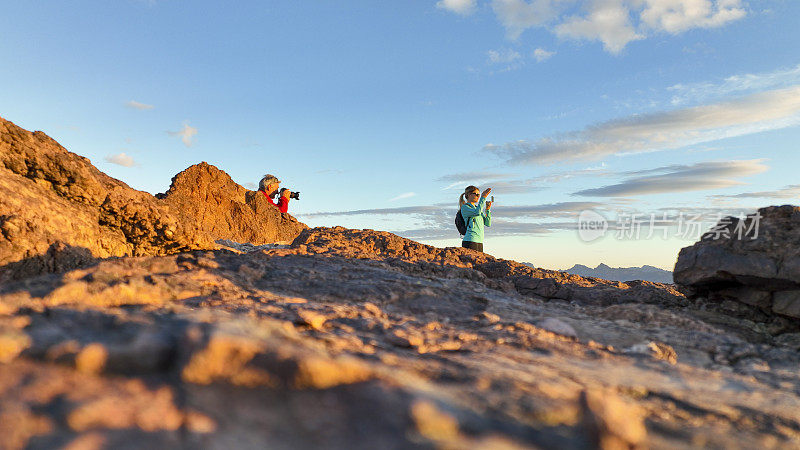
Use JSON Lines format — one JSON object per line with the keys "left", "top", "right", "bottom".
{"left": 262, "top": 190, "right": 288, "bottom": 213}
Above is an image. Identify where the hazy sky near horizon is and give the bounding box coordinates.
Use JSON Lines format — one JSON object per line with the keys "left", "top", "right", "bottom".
{"left": 2, "top": 1, "right": 799, "bottom": 270}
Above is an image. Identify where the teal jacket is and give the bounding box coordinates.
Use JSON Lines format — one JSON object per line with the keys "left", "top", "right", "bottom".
{"left": 461, "top": 196, "right": 491, "bottom": 243}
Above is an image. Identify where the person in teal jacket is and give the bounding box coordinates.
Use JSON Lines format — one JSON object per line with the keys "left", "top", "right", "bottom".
{"left": 459, "top": 185, "right": 492, "bottom": 252}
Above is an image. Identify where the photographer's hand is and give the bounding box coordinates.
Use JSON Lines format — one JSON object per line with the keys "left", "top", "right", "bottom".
{"left": 481, "top": 187, "right": 492, "bottom": 198}
{"left": 486, "top": 200, "right": 492, "bottom": 210}
{"left": 281, "top": 189, "right": 292, "bottom": 199}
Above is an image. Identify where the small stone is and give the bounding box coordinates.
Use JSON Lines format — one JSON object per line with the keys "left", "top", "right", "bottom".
{"left": 297, "top": 310, "right": 327, "bottom": 330}
{"left": 410, "top": 399, "right": 459, "bottom": 442}
{"left": 475, "top": 311, "right": 500, "bottom": 324}
{"left": 0, "top": 332, "right": 31, "bottom": 363}
{"left": 579, "top": 389, "right": 647, "bottom": 450}
{"left": 388, "top": 330, "right": 424, "bottom": 348}
{"left": 76, "top": 343, "right": 108, "bottom": 374}
{"left": 625, "top": 342, "right": 677, "bottom": 365}
{"left": 537, "top": 318, "right": 577, "bottom": 338}
{"left": 184, "top": 411, "right": 217, "bottom": 433}
{"left": 363, "top": 302, "right": 384, "bottom": 317}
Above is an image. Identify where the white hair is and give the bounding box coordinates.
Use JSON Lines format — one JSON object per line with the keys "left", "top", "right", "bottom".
{"left": 258, "top": 174, "right": 279, "bottom": 192}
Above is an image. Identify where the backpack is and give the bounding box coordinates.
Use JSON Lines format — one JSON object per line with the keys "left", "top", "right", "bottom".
{"left": 455, "top": 210, "right": 471, "bottom": 236}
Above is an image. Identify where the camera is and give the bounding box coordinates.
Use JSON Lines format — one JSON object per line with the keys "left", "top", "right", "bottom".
{"left": 280, "top": 188, "right": 301, "bottom": 200}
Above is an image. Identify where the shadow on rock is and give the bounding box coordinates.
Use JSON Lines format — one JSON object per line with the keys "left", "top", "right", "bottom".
{"left": 0, "top": 242, "right": 96, "bottom": 285}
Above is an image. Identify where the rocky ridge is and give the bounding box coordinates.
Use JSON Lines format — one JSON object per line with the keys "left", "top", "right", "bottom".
{"left": 564, "top": 264, "right": 673, "bottom": 284}
{"left": 0, "top": 116, "right": 306, "bottom": 282}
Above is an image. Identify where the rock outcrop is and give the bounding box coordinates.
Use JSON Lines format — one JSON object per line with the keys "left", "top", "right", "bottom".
{"left": 157, "top": 162, "right": 306, "bottom": 246}
{"left": 2, "top": 226, "right": 800, "bottom": 449}
{"left": 675, "top": 205, "right": 800, "bottom": 318}
{"left": 0, "top": 116, "right": 306, "bottom": 282}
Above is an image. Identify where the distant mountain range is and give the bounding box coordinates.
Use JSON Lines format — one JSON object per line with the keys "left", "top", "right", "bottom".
{"left": 561, "top": 263, "right": 673, "bottom": 284}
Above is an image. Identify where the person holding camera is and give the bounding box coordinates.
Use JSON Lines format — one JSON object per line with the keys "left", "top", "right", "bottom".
{"left": 258, "top": 174, "right": 293, "bottom": 213}
{"left": 459, "top": 185, "right": 492, "bottom": 252}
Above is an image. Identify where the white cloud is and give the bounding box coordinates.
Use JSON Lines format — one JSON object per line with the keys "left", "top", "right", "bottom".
{"left": 669, "top": 63, "right": 800, "bottom": 105}
{"left": 637, "top": 0, "right": 746, "bottom": 34}
{"left": 389, "top": 192, "right": 417, "bottom": 202}
{"left": 104, "top": 152, "right": 137, "bottom": 167}
{"left": 487, "top": 48, "right": 522, "bottom": 64}
{"left": 167, "top": 121, "right": 198, "bottom": 147}
{"left": 486, "top": 86, "right": 800, "bottom": 165}
{"left": 126, "top": 100, "right": 154, "bottom": 110}
{"left": 437, "top": 0, "right": 477, "bottom": 15}
{"left": 491, "top": 0, "right": 563, "bottom": 40}
{"left": 573, "top": 159, "right": 768, "bottom": 197}
{"left": 533, "top": 48, "right": 555, "bottom": 61}
{"left": 485, "top": 0, "right": 746, "bottom": 53}
{"left": 556, "top": 0, "right": 644, "bottom": 54}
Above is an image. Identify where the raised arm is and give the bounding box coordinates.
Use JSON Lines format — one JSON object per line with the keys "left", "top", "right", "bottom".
{"left": 460, "top": 196, "right": 486, "bottom": 219}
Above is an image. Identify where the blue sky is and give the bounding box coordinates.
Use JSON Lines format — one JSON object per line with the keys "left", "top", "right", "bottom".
{"left": 2, "top": 0, "right": 799, "bottom": 270}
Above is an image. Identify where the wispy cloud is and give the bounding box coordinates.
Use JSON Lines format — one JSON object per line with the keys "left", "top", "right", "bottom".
{"left": 529, "top": 164, "right": 610, "bottom": 183}
{"left": 126, "top": 100, "right": 154, "bottom": 110}
{"left": 399, "top": 220, "right": 575, "bottom": 240}
{"left": 669, "top": 63, "right": 800, "bottom": 105}
{"left": 477, "top": 180, "right": 548, "bottom": 195}
{"left": 436, "top": 0, "right": 477, "bottom": 16}
{"left": 533, "top": 48, "right": 555, "bottom": 62}
{"left": 301, "top": 201, "right": 600, "bottom": 219}
{"left": 487, "top": 48, "right": 522, "bottom": 64}
{"left": 389, "top": 192, "right": 417, "bottom": 202}
{"left": 494, "top": 201, "right": 604, "bottom": 217}
{"left": 300, "top": 205, "right": 445, "bottom": 218}
{"left": 436, "top": 171, "right": 515, "bottom": 183}
{"left": 167, "top": 121, "right": 198, "bottom": 147}
{"left": 316, "top": 169, "right": 346, "bottom": 175}
{"left": 436, "top": 166, "right": 610, "bottom": 194}
{"left": 104, "top": 152, "right": 137, "bottom": 167}
{"left": 482, "top": 0, "right": 746, "bottom": 54}
{"left": 572, "top": 160, "right": 768, "bottom": 197}
{"left": 436, "top": 171, "right": 516, "bottom": 190}
{"left": 486, "top": 86, "right": 800, "bottom": 165}
{"left": 711, "top": 184, "right": 800, "bottom": 199}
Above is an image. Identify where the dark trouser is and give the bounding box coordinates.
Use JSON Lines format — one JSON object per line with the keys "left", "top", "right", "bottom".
{"left": 462, "top": 240, "right": 483, "bottom": 252}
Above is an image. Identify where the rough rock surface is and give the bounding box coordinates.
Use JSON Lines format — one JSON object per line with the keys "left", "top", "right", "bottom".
{"left": 0, "top": 116, "right": 306, "bottom": 282}
{"left": 675, "top": 205, "right": 800, "bottom": 319}
{"left": 158, "top": 162, "right": 306, "bottom": 246}
{"left": 2, "top": 226, "right": 800, "bottom": 449}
